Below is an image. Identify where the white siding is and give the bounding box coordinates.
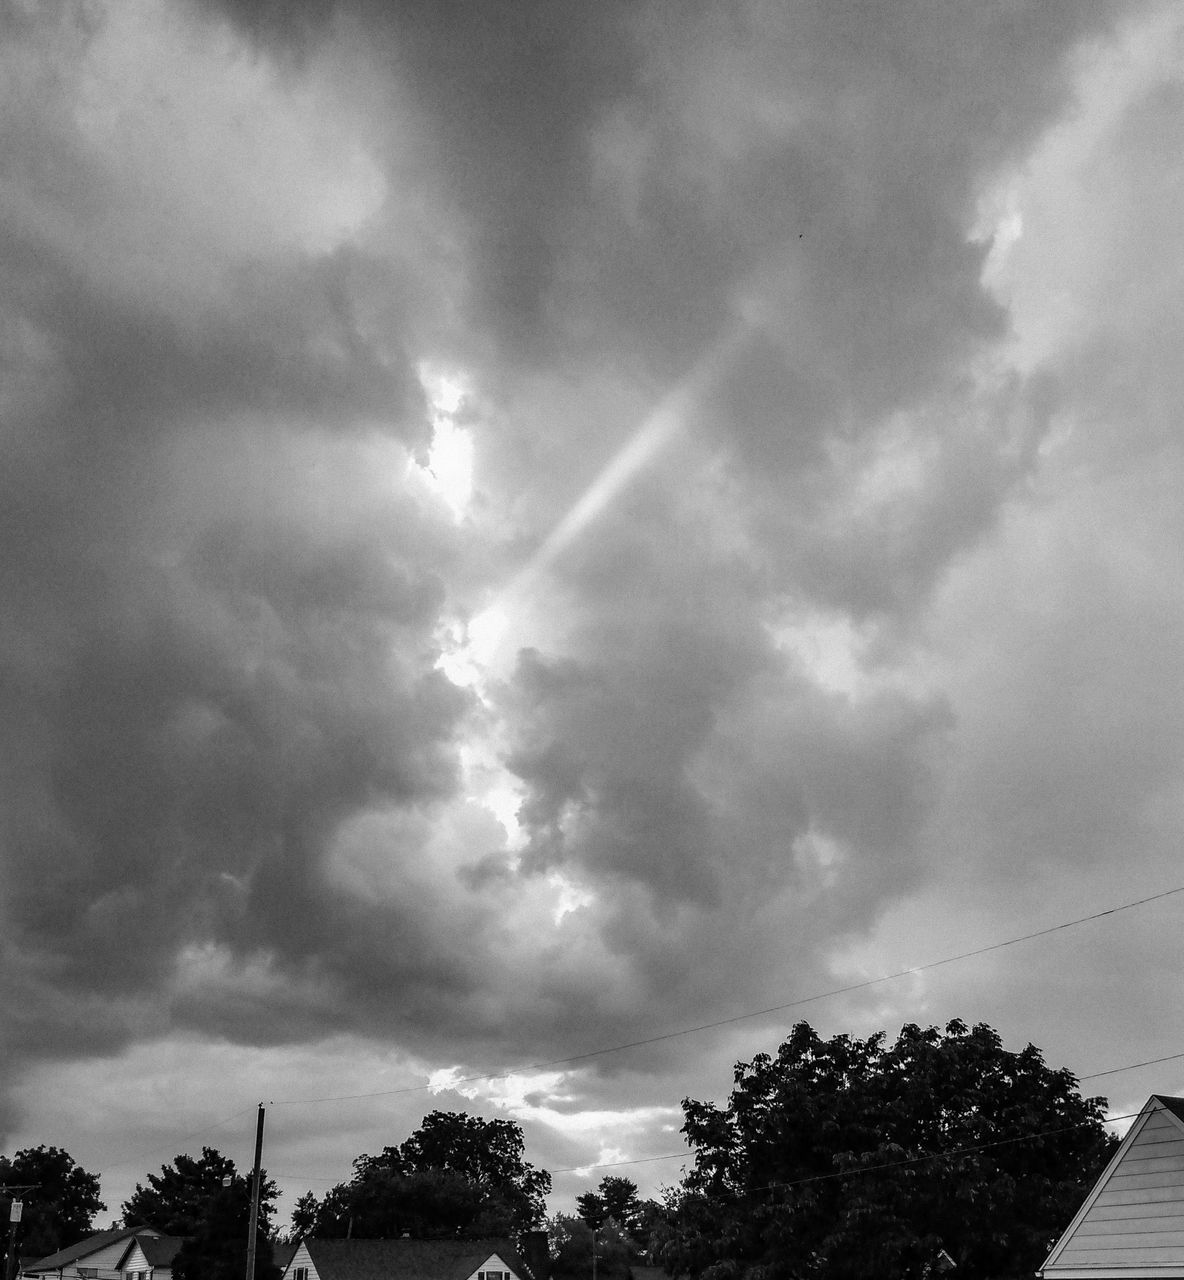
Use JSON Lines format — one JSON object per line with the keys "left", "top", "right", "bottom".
{"left": 80, "top": 1242, "right": 135, "bottom": 1271}
{"left": 1045, "top": 1100, "right": 1184, "bottom": 1278}
{"left": 466, "top": 1253, "right": 520, "bottom": 1280}
{"left": 283, "top": 1241, "right": 318, "bottom": 1280}
{"left": 122, "top": 1243, "right": 150, "bottom": 1277}
{"left": 68, "top": 1238, "right": 137, "bottom": 1280}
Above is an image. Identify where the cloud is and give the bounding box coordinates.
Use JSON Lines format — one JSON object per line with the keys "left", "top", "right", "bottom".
{"left": 5, "top": 0, "right": 1183, "bottom": 1229}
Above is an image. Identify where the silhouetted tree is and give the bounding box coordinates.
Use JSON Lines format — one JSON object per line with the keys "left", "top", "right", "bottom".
{"left": 576, "top": 1177, "right": 643, "bottom": 1233}
{"left": 124, "top": 1147, "right": 276, "bottom": 1238}
{"left": 172, "top": 1178, "right": 280, "bottom": 1280}
{"left": 293, "top": 1111, "right": 550, "bottom": 1239}
{"left": 660, "top": 1020, "right": 1116, "bottom": 1280}
{"left": 550, "top": 1213, "right": 633, "bottom": 1280}
{"left": 0, "top": 1146, "right": 105, "bottom": 1261}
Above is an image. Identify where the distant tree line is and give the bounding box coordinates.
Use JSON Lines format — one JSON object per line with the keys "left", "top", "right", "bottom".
{"left": 2, "top": 1021, "right": 1119, "bottom": 1280}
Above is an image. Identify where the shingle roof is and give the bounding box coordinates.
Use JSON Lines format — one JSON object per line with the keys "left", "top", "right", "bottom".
{"left": 27, "top": 1228, "right": 146, "bottom": 1272}
{"left": 136, "top": 1237, "right": 185, "bottom": 1268}
{"left": 1154, "top": 1094, "right": 1184, "bottom": 1124}
{"left": 304, "top": 1238, "right": 528, "bottom": 1280}
{"left": 25, "top": 1227, "right": 180, "bottom": 1275}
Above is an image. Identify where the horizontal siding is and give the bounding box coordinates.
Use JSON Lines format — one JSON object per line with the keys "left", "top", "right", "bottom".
{"left": 465, "top": 1252, "right": 520, "bottom": 1280}
{"left": 1101, "top": 1170, "right": 1184, "bottom": 1192}
{"left": 1044, "top": 1264, "right": 1184, "bottom": 1274}
{"left": 1056, "top": 1248, "right": 1184, "bottom": 1266}
{"left": 284, "top": 1243, "right": 315, "bottom": 1280}
{"left": 1129, "top": 1127, "right": 1184, "bottom": 1146}
{"left": 1077, "top": 1218, "right": 1184, "bottom": 1235}
{"left": 122, "top": 1245, "right": 149, "bottom": 1273}
{"left": 1046, "top": 1102, "right": 1184, "bottom": 1274}
{"left": 1096, "top": 1185, "right": 1184, "bottom": 1207}
{"left": 1067, "top": 1233, "right": 1184, "bottom": 1250}
{"left": 1084, "top": 1201, "right": 1184, "bottom": 1221}
{"left": 1112, "top": 1154, "right": 1184, "bottom": 1175}
{"left": 84, "top": 1244, "right": 134, "bottom": 1270}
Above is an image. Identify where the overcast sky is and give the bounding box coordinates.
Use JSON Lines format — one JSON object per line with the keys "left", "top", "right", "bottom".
{"left": 4, "top": 0, "right": 1184, "bottom": 1234}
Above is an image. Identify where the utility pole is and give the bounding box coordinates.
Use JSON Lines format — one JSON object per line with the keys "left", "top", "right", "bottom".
{"left": 245, "top": 1105, "right": 265, "bottom": 1280}
{"left": 2, "top": 1183, "right": 36, "bottom": 1280}
{"left": 5, "top": 1200, "right": 21, "bottom": 1280}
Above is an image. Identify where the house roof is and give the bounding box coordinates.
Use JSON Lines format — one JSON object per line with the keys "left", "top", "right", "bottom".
{"left": 301, "top": 1238, "right": 531, "bottom": 1280}
{"left": 25, "top": 1227, "right": 180, "bottom": 1276}
{"left": 1154, "top": 1094, "right": 1184, "bottom": 1124}
{"left": 135, "top": 1237, "right": 185, "bottom": 1268}
{"left": 1040, "top": 1095, "right": 1184, "bottom": 1279}
{"left": 27, "top": 1228, "right": 150, "bottom": 1273}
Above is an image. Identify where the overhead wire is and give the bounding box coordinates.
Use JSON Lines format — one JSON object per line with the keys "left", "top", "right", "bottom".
{"left": 90, "top": 882, "right": 1184, "bottom": 1189}
{"left": 273, "top": 882, "right": 1184, "bottom": 1107}
{"left": 95, "top": 1105, "right": 261, "bottom": 1178}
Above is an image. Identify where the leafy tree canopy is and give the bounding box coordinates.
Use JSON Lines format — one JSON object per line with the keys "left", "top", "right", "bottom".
{"left": 294, "top": 1112, "right": 551, "bottom": 1239}
{"left": 660, "top": 1020, "right": 1116, "bottom": 1280}
{"left": 0, "top": 1146, "right": 106, "bottom": 1261}
{"left": 550, "top": 1213, "right": 633, "bottom": 1280}
{"left": 575, "top": 1177, "right": 644, "bottom": 1233}
{"left": 123, "top": 1147, "right": 277, "bottom": 1239}
{"left": 173, "top": 1180, "right": 280, "bottom": 1280}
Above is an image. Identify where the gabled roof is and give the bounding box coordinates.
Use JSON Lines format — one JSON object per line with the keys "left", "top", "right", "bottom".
{"left": 135, "top": 1237, "right": 185, "bottom": 1268}
{"left": 25, "top": 1227, "right": 180, "bottom": 1276}
{"left": 1041, "top": 1095, "right": 1184, "bottom": 1279}
{"left": 1155, "top": 1096, "right": 1184, "bottom": 1126}
{"left": 301, "top": 1238, "right": 530, "bottom": 1280}
{"left": 27, "top": 1227, "right": 152, "bottom": 1273}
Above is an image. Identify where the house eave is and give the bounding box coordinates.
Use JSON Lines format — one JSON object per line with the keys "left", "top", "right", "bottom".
{"left": 1041, "top": 1268, "right": 1184, "bottom": 1279}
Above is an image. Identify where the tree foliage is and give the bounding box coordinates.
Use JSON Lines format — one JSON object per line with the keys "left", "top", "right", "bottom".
{"left": 564, "top": 1176, "right": 669, "bottom": 1280}
{"left": 123, "top": 1147, "right": 277, "bottom": 1238}
{"left": 575, "top": 1177, "right": 644, "bottom": 1233}
{"left": 293, "top": 1112, "right": 551, "bottom": 1239}
{"left": 0, "top": 1146, "right": 106, "bottom": 1261}
{"left": 172, "top": 1180, "right": 280, "bottom": 1280}
{"left": 660, "top": 1020, "right": 1117, "bottom": 1280}
{"left": 550, "top": 1213, "right": 633, "bottom": 1280}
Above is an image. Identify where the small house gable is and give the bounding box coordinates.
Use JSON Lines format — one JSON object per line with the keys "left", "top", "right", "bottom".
{"left": 284, "top": 1240, "right": 316, "bottom": 1280}
{"left": 120, "top": 1241, "right": 150, "bottom": 1275}
{"left": 1041, "top": 1095, "right": 1184, "bottom": 1279}
{"left": 468, "top": 1253, "right": 518, "bottom": 1280}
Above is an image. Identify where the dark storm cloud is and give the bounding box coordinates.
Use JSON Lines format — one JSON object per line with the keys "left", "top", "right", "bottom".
{"left": 0, "top": 0, "right": 1158, "bottom": 1167}
{"left": 204, "top": 0, "right": 639, "bottom": 348}
{"left": 0, "top": 0, "right": 464, "bottom": 1098}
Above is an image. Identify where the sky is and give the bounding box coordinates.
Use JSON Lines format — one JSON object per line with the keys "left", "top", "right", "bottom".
{"left": 4, "top": 0, "right": 1184, "bottom": 1236}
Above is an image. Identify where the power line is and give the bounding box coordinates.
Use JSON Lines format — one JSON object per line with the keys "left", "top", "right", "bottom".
{"left": 271, "top": 1045, "right": 1184, "bottom": 1185}
{"left": 249, "top": 1043, "right": 1184, "bottom": 1190}
{"left": 1081, "top": 1050, "right": 1184, "bottom": 1080}
{"left": 89, "top": 882, "right": 1184, "bottom": 1191}
{"left": 97, "top": 1106, "right": 259, "bottom": 1176}
{"left": 275, "top": 882, "right": 1184, "bottom": 1106}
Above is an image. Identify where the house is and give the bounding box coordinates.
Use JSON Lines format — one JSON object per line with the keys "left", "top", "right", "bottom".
{"left": 21, "top": 1226, "right": 185, "bottom": 1280}
{"left": 281, "top": 1235, "right": 550, "bottom": 1280}
{"left": 1040, "top": 1095, "right": 1184, "bottom": 1279}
